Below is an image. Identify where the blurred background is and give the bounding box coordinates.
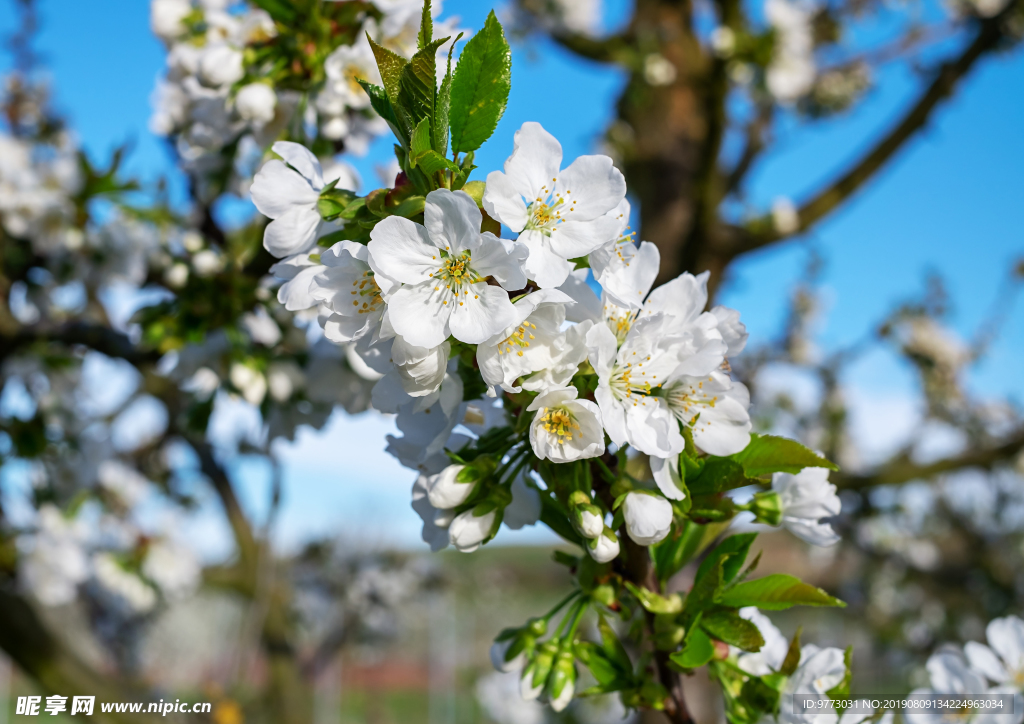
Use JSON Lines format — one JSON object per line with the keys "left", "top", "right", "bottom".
{"left": 0, "top": 0, "right": 1022, "bottom": 722}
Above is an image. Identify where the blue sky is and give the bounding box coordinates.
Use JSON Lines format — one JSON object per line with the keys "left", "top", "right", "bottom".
{"left": 1, "top": 0, "right": 1021, "bottom": 553}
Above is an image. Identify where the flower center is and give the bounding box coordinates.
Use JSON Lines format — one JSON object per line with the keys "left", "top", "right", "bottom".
{"left": 604, "top": 304, "right": 637, "bottom": 345}
{"left": 539, "top": 406, "right": 580, "bottom": 444}
{"left": 497, "top": 321, "right": 536, "bottom": 357}
{"left": 609, "top": 354, "right": 659, "bottom": 407}
{"left": 349, "top": 270, "right": 384, "bottom": 314}
{"left": 524, "top": 179, "right": 578, "bottom": 235}
{"left": 663, "top": 377, "right": 719, "bottom": 427}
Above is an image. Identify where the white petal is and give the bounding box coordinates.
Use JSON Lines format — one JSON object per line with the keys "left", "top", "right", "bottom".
{"left": 987, "top": 616, "right": 1024, "bottom": 674}
{"left": 559, "top": 269, "right": 602, "bottom": 323}
{"left": 547, "top": 213, "right": 622, "bottom": 259}
{"left": 367, "top": 216, "right": 440, "bottom": 284}
{"left": 251, "top": 159, "right": 319, "bottom": 219}
{"left": 276, "top": 262, "right": 323, "bottom": 311}
{"left": 964, "top": 642, "right": 1009, "bottom": 684}
{"left": 651, "top": 455, "right": 686, "bottom": 501}
{"left": 423, "top": 188, "right": 482, "bottom": 254}
{"left": 482, "top": 169, "right": 529, "bottom": 231}
{"left": 271, "top": 140, "right": 324, "bottom": 188}
{"left": 593, "top": 240, "right": 661, "bottom": 311}
{"left": 263, "top": 208, "right": 321, "bottom": 258}
{"left": 472, "top": 233, "right": 529, "bottom": 291}
{"left": 520, "top": 230, "right": 574, "bottom": 289}
{"left": 553, "top": 154, "right": 626, "bottom": 222}
{"left": 386, "top": 282, "right": 451, "bottom": 349}
{"left": 449, "top": 284, "right": 517, "bottom": 344}
{"left": 501, "top": 121, "right": 562, "bottom": 203}
{"left": 643, "top": 271, "right": 710, "bottom": 325}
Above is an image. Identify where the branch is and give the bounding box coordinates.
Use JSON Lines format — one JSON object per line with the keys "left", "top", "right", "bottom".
{"left": 836, "top": 428, "right": 1024, "bottom": 490}
{"left": 549, "top": 31, "right": 633, "bottom": 64}
{"left": 728, "top": 7, "right": 1017, "bottom": 256}
{"left": 0, "top": 322, "right": 160, "bottom": 367}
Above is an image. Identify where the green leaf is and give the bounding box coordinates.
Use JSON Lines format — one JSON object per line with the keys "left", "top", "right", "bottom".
{"left": 574, "top": 642, "right": 623, "bottom": 687}
{"left": 359, "top": 80, "right": 407, "bottom": 145}
{"left": 418, "top": 0, "right": 432, "bottom": 49}
{"left": 250, "top": 0, "right": 295, "bottom": 23}
{"left": 433, "top": 38, "right": 459, "bottom": 157}
{"left": 687, "top": 458, "right": 755, "bottom": 495}
{"left": 624, "top": 582, "right": 683, "bottom": 614}
{"left": 653, "top": 520, "right": 716, "bottom": 584}
{"left": 700, "top": 610, "right": 765, "bottom": 652}
{"left": 597, "top": 615, "right": 633, "bottom": 675}
{"left": 740, "top": 676, "right": 781, "bottom": 714}
{"left": 539, "top": 493, "right": 582, "bottom": 545}
{"left": 694, "top": 533, "right": 758, "bottom": 586}
{"left": 683, "top": 557, "right": 724, "bottom": 621}
{"left": 670, "top": 623, "right": 714, "bottom": 669}
{"left": 449, "top": 10, "right": 511, "bottom": 153}
{"left": 367, "top": 35, "right": 407, "bottom": 105}
{"left": 410, "top": 117, "right": 432, "bottom": 160}
{"left": 398, "top": 37, "right": 450, "bottom": 130}
{"left": 717, "top": 574, "right": 846, "bottom": 610}
{"left": 780, "top": 626, "right": 802, "bottom": 676}
{"left": 415, "top": 150, "right": 457, "bottom": 176}
{"left": 730, "top": 433, "right": 838, "bottom": 477}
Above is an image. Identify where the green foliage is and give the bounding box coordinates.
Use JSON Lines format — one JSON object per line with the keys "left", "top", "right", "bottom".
{"left": 717, "top": 574, "right": 845, "bottom": 610}
{"left": 671, "top": 621, "right": 715, "bottom": 669}
{"left": 731, "top": 433, "right": 838, "bottom": 477}
{"left": 449, "top": 11, "right": 511, "bottom": 153}
{"left": 687, "top": 458, "right": 755, "bottom": 495}
{"left": 694, "top": 533, "right": 758, "bottom": 586}
{"left": 700, "top": 610, "right": 764, "bottom": 652}
{"left": 624, "top": 582, "right": 683, "bottom": 614}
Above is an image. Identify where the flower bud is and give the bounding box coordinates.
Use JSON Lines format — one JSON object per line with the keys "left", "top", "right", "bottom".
{"left": 427, "top": 465, "right": 475, "bottom": 509}
{"left": 568, "top": 491, "right": 605, "bottom": 539}
{"left": 520, "top": 640, "right": 558, "bottom": 700}
{"left": 449, "top": 507, "right": 498, "bottom": 553}
{"left": 490, "top": 621, "right": 543, "bottom": 673}
{"left": 623, "top": 491, "right": 673, "bottom": 546}
{"left": 587, "top": 527, "right": 620, "bottom": 563}
{"left": 750, "top": 490, "right": 783, "bottom": 527}
{"left": 547, "top": 647, "right": 577, "bottom": 712}
{"left": 235, "top": 83, "right": 276, "bottom": 126}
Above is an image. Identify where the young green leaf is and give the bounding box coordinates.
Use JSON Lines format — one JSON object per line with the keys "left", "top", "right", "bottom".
{"left": 397, "top": 37, "right": 451, "bottom": 130}
{"left": 597, "top": 615, "right": 634, "bottom": 676}
{"left": 624, "top": 581, "right": 683, "bottom": 614}
{"left": 359, "top": 81, "right": 407, "bottom": 145}
{"left": 670, "top": 622, "right": 714, "bottom": 669}
{"left": 250, "top": 0, "right": 296, "bottom": 24}
{"left": 683, "top": 557, "right": 725, "bottom": 621}
{"left": 730, "top": 433, "right": 839, "bottom": 477}
{"left": 687, "top": 458, "right": 755, "bottom": 495}
{"left": 367, "top": 35, "right": 408, "bottom": 105}
{"left": 700, "top": 610, "right": 765, "bottom": 652}
{"left": 449, "top": 10, "right": 511, "bottom": 153}
{"left": 717, "top": 574, "right": 845, "bottom": 610}
{"left": 418, "top": 0, "right": 432, "bottom": 50}
{"left": 433, "top": 37, "right": 459, "bottom": 158}
{"left": 694, "top": 533, "right": 758, "bottom": 586}
{"left": 780, "top": 626, "right": 802, "bottom": 675}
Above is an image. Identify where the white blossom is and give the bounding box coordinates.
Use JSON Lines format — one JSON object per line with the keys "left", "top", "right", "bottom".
{"left": 92, "top": 553, "right": 158, "bottom": 615}
{"left": 773, "top": 467, "right": 842, "bottom": 546}
{"left": 780, "top": 646, "right": 848, "bottom": 724}
{"left": 311, "top": 240, "right": 395, "bottom": 344}
{"left": 527, "top": 386, "right": 605, "bottom": 462}
{"left": 449, "top": 508, "right": 498, "bottom": 553}
{"left": 483, "top": 122, "right": 626, "bottom": 288}
{"left": 367, "top": 189, "right": 529, "bottom": 348}
{"left": 142, "top": 540, "right": 201, "bottom": 600}
{"left": 427, "top": 464, "right": 476, "bottom": 509}
{"left": 19, "top": 505, "right": 90, "bottom": 607}
{"left": 412, "top": 471, "right": 451, "bottom": 552}
{"left": 151, "top": 0, "right": 192, "bottom": 42}
{"left": 766, "top": 0, "right": 816, "bottom": 103}
{"left": 235, "top": 83, "right": 277, "bottom": 127}
{"left": 622, "top": 491, "right": 673, "bottom": 546}
{"left": 198, "top": 44, "right": 245, "bottom": 88}
{"left": 736, "top": 607, "right": 789, "bottom": 675}
{"left": 587, "top": 528, "right": 620, "bottom": 563}
{"left": 965, "top": 616, "right": 1024, "bottom": 687}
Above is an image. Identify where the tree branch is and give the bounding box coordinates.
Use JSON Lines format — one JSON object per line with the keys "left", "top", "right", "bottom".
{"left": 548, "top": 31, "right": 633, "bottom": 65}
{"left": 728, "top": 7, "right": 1017, "bottom": 256}
{"left": 836, "top": 427, "right": 1024, "bottom": 490}
{"left": 0, "top": 322, "right": 160, "bottom": 367}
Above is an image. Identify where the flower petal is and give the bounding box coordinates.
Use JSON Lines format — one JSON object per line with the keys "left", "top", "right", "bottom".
{"left": 553, "top": 154, "right": 626, "bottom": 222}
{"left": 520, "top": 230, "right": 574, "bottom": 288}
{"left": 547, "top": 213, "right": 622, "bottom": 259}
{"left": 271, "top": 140, "right": 324, "bottom": 188}
{"left": 263, "top": 208, "right": 322, "bottom": 258}
{"left": 424, "top": 188, "right": 482, "bottom": 254}
{"left": 448, "top": 283, "right": 517, "bottom": 344}
{"left": 367, "top": 216, "right": 440, "bottom": 284}
{"left": 251, "top": 159, "right": 319, "bottom": 219}
{"left": 386, "top": 282, "right": 451, "bottom": 349}
{"left": 483, "top": 169, "right": 529, "bottom": 231}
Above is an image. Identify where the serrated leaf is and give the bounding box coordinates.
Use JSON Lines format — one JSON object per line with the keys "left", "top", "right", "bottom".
{"left": 358, "top": 81, "right": 406, "bottom": 145}
{"left": 717, "top": 574, "right": 845, "bottom": 610}
{"left": 398, "top": 37, "right": 450, "bottom": 130}
{"left": 449, "top": 10, "right": 511, "bottom": 153}
{"left": 700, "top": 610, "right": 765, "bottom": 652}
{"left": 687, "top": 458, "right": 754, "bottom": 495}
{"left": 410, "top": 117, "right": 432, "bottom": 160}
{"left": 694, "top": 533, "right": 758, "bottom": 586}
{"left": 367, "top": 35, "right": 407, "bottom": 105}
{"left": 730, "top": 433, "right": 838, "bottom": 477}
{"left": 624, "top": 582, "right": 683, "bottom": 614}
{"left": 671, "top": 624, "right": 714, "bottom": 669}
{"left": 418, "top": 0, "right": 432, "bottom": 49}
{"left": 433, "top": 37, "right": 458, "bottom": 157}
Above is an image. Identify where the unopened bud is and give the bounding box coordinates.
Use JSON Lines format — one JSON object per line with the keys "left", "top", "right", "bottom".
{"left": 568, "top": 491, "right": 605, "bottom": 539}
{"left": 750, "top": 490, "right": 783, "bottom": 527}
{"left": 587, "top": 526, "right": 620, "bottom": 564}
{"left": 521, "top": 640, "right": 558, "bottom": 700}
{"left": 548, "top": 647, "right": 577, "bottom": 712}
